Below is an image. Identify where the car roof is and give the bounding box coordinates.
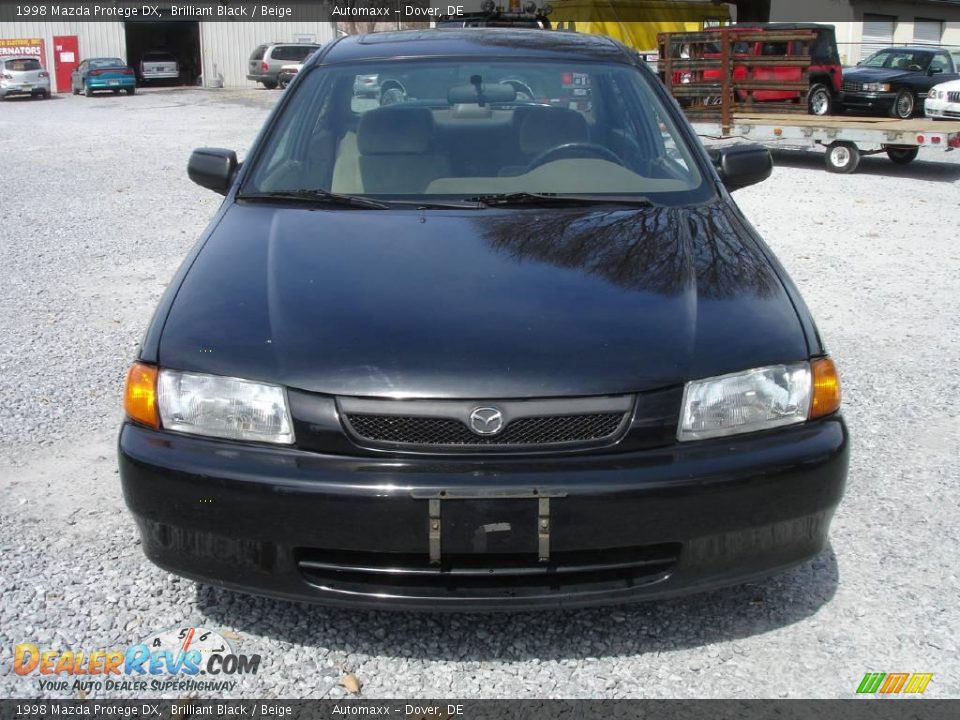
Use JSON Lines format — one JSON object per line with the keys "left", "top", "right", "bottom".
{"left": 315, "top": 29, "right": 629, "bottom": 66}
{"left": 869, "top": 46, "right": 939, "bottom": 53}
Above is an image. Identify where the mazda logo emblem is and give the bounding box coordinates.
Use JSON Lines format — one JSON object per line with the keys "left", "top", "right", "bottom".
{"left": 468, "top": 407, "right": 504, "bottom": 435}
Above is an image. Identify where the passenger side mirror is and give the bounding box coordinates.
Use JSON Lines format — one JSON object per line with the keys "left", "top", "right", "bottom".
{"left": 708, "top": 144, "right": 773, "bottom": 191}
{"left": 188, "top": 147, "right": 238, "bottom": 195}
{"left": 929, "top": 67, "right": 943, "bottom": 75}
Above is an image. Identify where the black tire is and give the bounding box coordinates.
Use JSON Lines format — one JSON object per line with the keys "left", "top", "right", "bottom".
{"left": 112, "top": 88, "right": 120, "bottom": 94}
{"left": 885, "top": 146, "right": 919, "bottom": 165}
{"left": 889, "top": 89, "right": 915, "bottom": 119}
{"left": 807, "top": 83, "right": 832, "bottom": 116}
{"left": 84, "top": 83, "right": 93, "bottom": 97}
{"left": 825, "top": 142, "right": 861, "bottom": 174}
{"left": 126, "top": 86, "right": 136, "bottom": 96}
{"left": 262, "top": 80, "right": 278, "bottom": 90}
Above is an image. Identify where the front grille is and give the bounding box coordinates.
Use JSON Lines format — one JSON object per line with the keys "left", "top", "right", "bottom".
{"left": 346, "top": 413, "right": 625, "bottom": 447}
{"left": 842, "top": 81, "right": 862, "bottom": 93}
{"left": 296, "top": 543, "right": 680, "bottom": 600}
{"left": 948, "top": 91, "right": 960, "bottom": 103}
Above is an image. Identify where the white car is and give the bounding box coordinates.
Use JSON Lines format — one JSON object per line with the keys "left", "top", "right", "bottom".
{"left": 925, "top": 78, "right": 960, "bottom": 120}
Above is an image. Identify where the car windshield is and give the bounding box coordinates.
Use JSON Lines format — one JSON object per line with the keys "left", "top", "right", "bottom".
{"left": 90, "top": 58, "right": 125, "bottom": 69}
{"left": 242, "top": 58, "right": 710, "bottom": 206}
{"left": 861, "top": 49, "right": 932, "bottom": 71}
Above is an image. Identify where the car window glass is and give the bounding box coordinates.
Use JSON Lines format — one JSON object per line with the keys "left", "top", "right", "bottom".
{"left": 90, "top": 58, "right": 124, "bottom": 69}
{"left": 251, "top": 45, "right": 267, "bottom": 60}
{"left": 244, "top": 59, "right": 709, "bottom": 205}
{"left": 7, "top": 58, "right": 41, "bottom": 71}
{"left": 930, "top": 52, "right": 950, "bottom": 73}
{"left": 761, "top": 43, "right": 787, "bottom": 56}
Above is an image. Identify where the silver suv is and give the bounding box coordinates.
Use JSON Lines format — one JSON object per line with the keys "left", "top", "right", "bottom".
{"left": 247, "top": 43, "right": 319, "bottom": 89}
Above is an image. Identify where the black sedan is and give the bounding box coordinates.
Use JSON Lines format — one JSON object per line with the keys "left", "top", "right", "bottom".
{"left": 841, "top": 46, "right": 959, "bottom": 118}
{"left": 119, "top": 30, "right": 848, "bottom": 611}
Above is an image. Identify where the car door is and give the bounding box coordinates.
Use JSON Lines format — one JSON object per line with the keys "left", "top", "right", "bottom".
{"left": 927, "top": 51, "right": 960, "bottom": 88}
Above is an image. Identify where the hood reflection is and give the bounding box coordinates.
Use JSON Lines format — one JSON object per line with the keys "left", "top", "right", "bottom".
{"left": 477, "top": 204, "right": 777, "bottom": 299}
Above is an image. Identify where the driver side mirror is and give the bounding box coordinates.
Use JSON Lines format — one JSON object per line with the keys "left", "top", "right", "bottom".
{"left": 708, "top": 144, "right": 773, "bottom": 191}
{"left": 188, "top": 147, "right": 238, "bottom": 195}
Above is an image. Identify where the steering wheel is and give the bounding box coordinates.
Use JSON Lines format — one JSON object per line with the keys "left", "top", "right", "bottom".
{"left": 524, "top": 142, "right": 624, "bottom": 172}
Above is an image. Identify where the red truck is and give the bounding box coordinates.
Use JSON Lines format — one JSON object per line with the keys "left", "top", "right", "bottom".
{"left": 673, "top": 23, "right": 843, "bottom": 116}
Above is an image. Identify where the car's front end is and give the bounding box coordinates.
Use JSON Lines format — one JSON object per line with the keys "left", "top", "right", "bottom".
{"left": 0, "top": 57, "right": 51, "bottom": 99}
{"left": 925, "top": 81, "right": 960, "bottom": 119}
{"left": 839, "top": 78, "right": 899, "bottom": 114}
{"left": 121, "top": 32, "right": 848, "bottom": 610}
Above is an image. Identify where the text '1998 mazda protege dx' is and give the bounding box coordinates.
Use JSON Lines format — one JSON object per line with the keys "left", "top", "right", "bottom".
{"left": 120, "top": 30, "right": 848, "bottom": 611}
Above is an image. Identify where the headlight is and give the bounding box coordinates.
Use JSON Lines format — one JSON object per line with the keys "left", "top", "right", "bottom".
{"left": 157, "top": 369, "right": 294, "bottom": 444}
{"left": 678, "top": 360, "right": 840, "bottom": 441}
{"left": 862, "top": 82, "right": 890, "bottom": 92}
{"left": 929, "top": 89, "right": 941, "bottom": 100}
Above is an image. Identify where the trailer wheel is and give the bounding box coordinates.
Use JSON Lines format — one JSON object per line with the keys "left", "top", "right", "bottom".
{"left": 825, "top": 142, "right": 861, "bottom": 174}
{"left": 885, "top": 146, "right": 919, "bottom": 165}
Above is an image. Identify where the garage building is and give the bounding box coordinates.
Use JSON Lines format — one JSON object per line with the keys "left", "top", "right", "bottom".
{"left": 2, "top": 14, "right": 335, "bottom": 92}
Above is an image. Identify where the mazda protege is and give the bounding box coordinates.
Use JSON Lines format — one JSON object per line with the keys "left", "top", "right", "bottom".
{"left": 120, "top": 30, "right": 848, "bottom": 610}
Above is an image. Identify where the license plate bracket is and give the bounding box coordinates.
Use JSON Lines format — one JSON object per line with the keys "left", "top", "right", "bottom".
{"left": 421, "top": 492, "right": 559, "bottom": 565}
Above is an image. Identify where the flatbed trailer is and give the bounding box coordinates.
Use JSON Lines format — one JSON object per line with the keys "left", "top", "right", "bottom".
{"left": 690, "top": 113, "right": 960, "bottom": 173}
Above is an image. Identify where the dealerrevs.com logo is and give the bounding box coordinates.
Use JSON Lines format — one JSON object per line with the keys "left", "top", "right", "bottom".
{"left": 14, "top": 626, "right": 260, "bottom": 694}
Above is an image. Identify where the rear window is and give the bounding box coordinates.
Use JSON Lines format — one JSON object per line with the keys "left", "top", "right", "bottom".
{"left": 6, "top": 58, "right": 41, "bottom": 71}
{"left": 90, "top": 58, "right": 125, "bottom": 69}
{"left": 250, "top": 45, "right": 267, "bottom": 61}
{"left": 143, "top": 53, "right": 176, "bottom": 62}
{"left": 272, "top": 45, "right": 316, "bottom": 61}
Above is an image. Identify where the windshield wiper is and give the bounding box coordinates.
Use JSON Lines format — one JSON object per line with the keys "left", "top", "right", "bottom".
{"left": 240, "top": 189, "right": 391, "bottom": 210}
{"left": 461, "top": 192, "right": 654, "bottom": 207}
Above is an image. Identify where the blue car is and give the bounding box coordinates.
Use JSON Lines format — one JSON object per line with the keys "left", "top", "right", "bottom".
{"left": 71, "top": 57, "right": 137, "bottom": 97}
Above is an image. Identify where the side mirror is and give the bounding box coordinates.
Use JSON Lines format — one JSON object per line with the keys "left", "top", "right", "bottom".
{"left": 708, "top": 144, "right": 773, "bottom": 191}
{"left": 188, "top": 147, "right": 238, "bottom": 195}
{"left": 929, "top": 67, "right": 943, "bottom": 75}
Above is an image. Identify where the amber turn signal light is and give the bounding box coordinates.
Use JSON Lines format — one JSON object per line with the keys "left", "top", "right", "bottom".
{"left": 124, "top": 362, "right": 159, "bottom": 429}
{"left": 810, "top": 357, "right": 841, "bottom": 419}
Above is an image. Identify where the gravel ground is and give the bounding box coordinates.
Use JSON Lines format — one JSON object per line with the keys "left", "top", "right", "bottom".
{"left": 1, "top": 88, "right": 958, "bottom": 700}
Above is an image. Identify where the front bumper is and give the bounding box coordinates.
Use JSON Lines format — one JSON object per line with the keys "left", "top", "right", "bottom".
{"left": 839, "top": 90, "right": 896, "bottom": 113}
{"left": 925, "top": 98, "right": 960, "bottom": 119}
{"left": 120, "top": 416, "right": 848, "bottom": 611}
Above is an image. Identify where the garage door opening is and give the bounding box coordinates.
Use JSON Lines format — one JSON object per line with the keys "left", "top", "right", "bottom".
{"left": 123, "top": 22, "right": 200, "bottom": 86}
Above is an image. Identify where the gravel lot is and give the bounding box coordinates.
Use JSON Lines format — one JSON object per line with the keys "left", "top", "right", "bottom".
{"left": 1, "top": 88, "right": 958, "bottom": 700}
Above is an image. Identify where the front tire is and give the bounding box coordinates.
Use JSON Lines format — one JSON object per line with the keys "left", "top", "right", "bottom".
{"left": 825, "top": 142, "right": 861, "bottom": 174}
{"left": 807, "top": 83, "right": 832, "bottom": 116}
{"left": 885, "top": 145, "right": 919, "bottom": 165}
{"left": 84, "top": 83, "right": 92, "bottom": 97}
{"left": 889, "top": 89, "right": 915, "bottom": 119}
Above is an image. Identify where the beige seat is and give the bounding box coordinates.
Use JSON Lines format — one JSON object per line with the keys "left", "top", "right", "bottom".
{"left": 500, "top": 106, "right": 589, "bottom": 176}
{"left": 357, "top": 107, "right": 449, "bottom": 194}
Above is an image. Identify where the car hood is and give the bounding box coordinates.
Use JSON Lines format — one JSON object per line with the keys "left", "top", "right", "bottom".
{"left": 843, "top": 67, "right": 915, "bottom": 83}
{"left": 157, "top": 202, "right": 808, "bottom": 398}
{"left": 931, "top": 78, "right": 960, "bottom": 92}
